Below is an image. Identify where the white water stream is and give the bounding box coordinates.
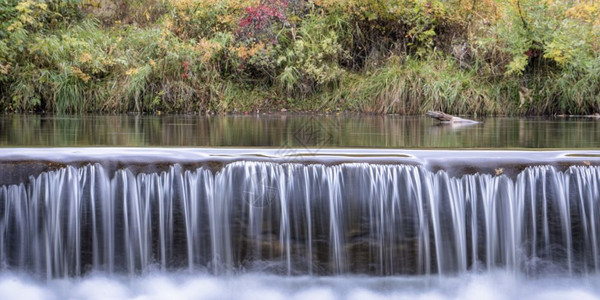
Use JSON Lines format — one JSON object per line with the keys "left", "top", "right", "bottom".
{"left": 1, "top": 162, "right": 599, "bottom": 277}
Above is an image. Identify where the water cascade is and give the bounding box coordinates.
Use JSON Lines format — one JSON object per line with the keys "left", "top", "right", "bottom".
{"left": 1, "top": 162, "right": 599, "bottom": 278}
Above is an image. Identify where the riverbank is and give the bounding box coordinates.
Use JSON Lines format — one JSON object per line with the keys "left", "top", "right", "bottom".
{"left": 1, "top": 0, "right": 599, "bottom": 115}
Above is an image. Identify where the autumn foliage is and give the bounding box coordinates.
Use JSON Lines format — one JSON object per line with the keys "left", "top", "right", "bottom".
{"left": 0, "top": 0, "right": 598, "bottom": 114}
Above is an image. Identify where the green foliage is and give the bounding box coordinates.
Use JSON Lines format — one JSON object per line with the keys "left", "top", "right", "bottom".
{"left": 333, "top": 55, "right": 499, "bottom": 114}
{"left": 311, "top": 0, "right": 450, "bottom": 69}
{"left": 276, "top": 16, "right": 345, "bottom": 96}
{"left": 2, "top": 19, "right": 230, "bottom": 113}
{"left": 1, "top": 0, "right": 83, "bottom": 111}
{"left": 475, "top": 0, "right": 600, "bottom": 113}
{"left": 167, "top": 0, "right": 253, "bottom": 39}
{"left": 0, "top": 0, "right": 598, "bottom": 114}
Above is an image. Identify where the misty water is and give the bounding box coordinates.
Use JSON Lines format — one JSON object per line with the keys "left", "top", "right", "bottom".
{"left": 1, "top": 115, "right": 600, "bottom": 300}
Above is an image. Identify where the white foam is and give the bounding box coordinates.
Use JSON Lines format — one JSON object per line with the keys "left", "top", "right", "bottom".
{"left": 0, "top": 272, "right": 599, "bottom": 300}
{"left": 0, "top": 277, "right": 52, "bottom": 300}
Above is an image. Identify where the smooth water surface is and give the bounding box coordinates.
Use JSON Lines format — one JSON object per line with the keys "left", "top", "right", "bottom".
{"left": 1, "top": 114, "right": 600, "bottom": 148}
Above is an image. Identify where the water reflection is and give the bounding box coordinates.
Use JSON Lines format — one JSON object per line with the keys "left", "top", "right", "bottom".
{"left": 0, "top": 114, "right": 599, "bottom": 148}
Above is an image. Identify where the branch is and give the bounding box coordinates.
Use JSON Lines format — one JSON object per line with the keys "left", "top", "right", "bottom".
{"left": 515, "top": 0, "right": 529, "bottom": 31}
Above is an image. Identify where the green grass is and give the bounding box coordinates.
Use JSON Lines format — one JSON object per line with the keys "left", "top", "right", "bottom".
{"left": 328, "top": 56, "right": 505, "bottom": 115}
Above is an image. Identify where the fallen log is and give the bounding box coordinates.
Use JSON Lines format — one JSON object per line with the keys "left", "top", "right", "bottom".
{"left": 426, "top": 111, "right": 478, "bottom": 123}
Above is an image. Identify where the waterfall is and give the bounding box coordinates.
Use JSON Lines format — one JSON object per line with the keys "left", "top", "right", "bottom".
{"left": 0, "top": 162, "right": 599, "bottom": 278}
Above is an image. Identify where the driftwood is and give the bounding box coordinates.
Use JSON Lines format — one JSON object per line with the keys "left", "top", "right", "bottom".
{"left": 426, "top": 111, "right": 478, "bottom": 123}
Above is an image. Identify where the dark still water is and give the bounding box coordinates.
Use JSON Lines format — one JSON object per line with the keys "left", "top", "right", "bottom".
{"left": 1, "top": 114, "right": 599, "bottom": 148}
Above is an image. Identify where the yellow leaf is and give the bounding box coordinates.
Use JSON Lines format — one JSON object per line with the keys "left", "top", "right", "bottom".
{"left": 71, "top": 67, "right": 91, "bottom": 83}
{"left": 79, "top": 52, "right": 93, "bottom": 64}
{"left": 125, "top": 68, "right": 139, "bottom": 76}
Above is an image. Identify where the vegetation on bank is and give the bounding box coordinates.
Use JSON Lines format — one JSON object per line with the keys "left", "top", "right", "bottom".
{"left": 0, "top": 0, "right": 598, "bottom": 115}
